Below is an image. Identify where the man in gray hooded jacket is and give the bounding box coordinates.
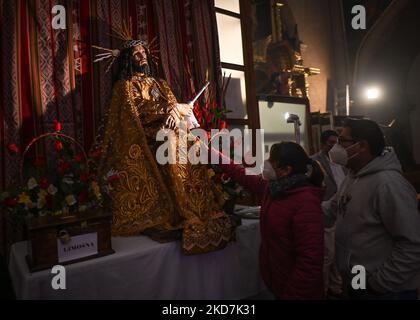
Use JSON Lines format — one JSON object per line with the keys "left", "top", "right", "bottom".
{"left": 326, "top": 118, "right": 420, "bottom": 299}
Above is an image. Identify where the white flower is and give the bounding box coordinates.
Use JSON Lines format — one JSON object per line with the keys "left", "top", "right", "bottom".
{"left": 27, "top": 177, "right": 38, "bottom": 190}
{"left": 65, "top": 195, "right": 77, "bottom": 206}
{"left": 63, "top": 177, "right": 74, "bottom": 184}
{"left": 47, "top": 184, "right": 58, "bottom": 195}
{"left": 37, "top": 197, "right": 46, "bottom": 209}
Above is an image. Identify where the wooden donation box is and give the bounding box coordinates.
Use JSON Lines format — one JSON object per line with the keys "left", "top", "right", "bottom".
{"left": 25, "top": 210, "right": 114, "bottom": 272}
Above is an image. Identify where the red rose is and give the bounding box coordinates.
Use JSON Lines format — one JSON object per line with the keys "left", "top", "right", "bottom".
{"left": 207, "top": 131, "right": 212, "bottom": 142}
{"left": 58, "top": 160, "right": 70, "bottom": 173}
{"left": 34, "top": 156, "right": 46, "bottom": 168}
{"left": 6, "top": 143, "right": 19, "bottom": 154}
{"left": 92, "top": 148, "right": 103, "bottom": 159}
{"left": 78, "top": 191, "right": 88, "bottom": 203}
{"left": 74, "top": 153, "right": 84, "bottom": 163}
{"left": 54, "top": 120, "right": 62, "bottom": 132}
{"left": 107, "top": 174, "right": 119, "bottom": 184}
{"left": 79, "top": 173, "right": 89, "bottom": 183}
{"left": 55, "top": 140, "right": 64, "bottom": 152}
{"left": 220, "top": 120, "right": 227, "bottom": 130}
{"left": 3, "top": 197, "right": 17, "bottom": 208}
{"left": 40, "top": 177, "right": 49, "bottom": 189}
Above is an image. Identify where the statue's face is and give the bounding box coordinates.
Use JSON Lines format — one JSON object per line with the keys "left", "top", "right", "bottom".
{"left": 132, "top": 45, "right": 148, "bottom": 68}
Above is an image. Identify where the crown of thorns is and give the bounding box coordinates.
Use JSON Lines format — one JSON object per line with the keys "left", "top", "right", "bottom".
{"left": 92, "top": 19, "right": 159, "bottom": 73}
{"left": 120, "top": 39, "right": 148, "bottom": 50}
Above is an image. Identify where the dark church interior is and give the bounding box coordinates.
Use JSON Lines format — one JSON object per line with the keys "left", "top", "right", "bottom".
{"left": 1, "top": 0, "right": 420, "bottom": 305}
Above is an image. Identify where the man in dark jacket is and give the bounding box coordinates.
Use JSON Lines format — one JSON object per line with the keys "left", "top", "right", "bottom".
{"left": 312, "top": 130, "right": 346, "bottom": 298}
{"left": 326, "top": 119, "right": 420, "bottom": 300}
{"left": 312, "top": 130, "right": 345, "bottom": 200}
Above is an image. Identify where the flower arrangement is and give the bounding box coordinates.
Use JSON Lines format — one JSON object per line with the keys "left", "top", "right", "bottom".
{"left": 207, "top": 165, "right": 249, "bottom": 202}
{"left": 192, "top": 71, "right": 232, "bottom": 131}
{"left": 206, "top": 134, "right": 252, "bottom": 208}
{"left": 0, "top": 121, "right": 118, "bottom": 223}
{"left": 188, "top": 72, "right": 252, "bottom": 205}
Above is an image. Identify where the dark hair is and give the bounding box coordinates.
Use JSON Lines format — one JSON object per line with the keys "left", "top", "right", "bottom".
{"left": 115, "top": 46, "right": 157, "bottom": 81}
{"left": 269, "top": 142, "right": 324, "bottom": 187}
{"left": 320, "top": 130, "right": 338, "bottom": 145}
{"left": 343, "top": 118, "right": 385, "bottom": 157}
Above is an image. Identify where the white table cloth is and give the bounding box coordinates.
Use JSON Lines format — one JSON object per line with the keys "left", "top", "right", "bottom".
{"left": 9, "top": 219, "right": 265, "bottom": 300}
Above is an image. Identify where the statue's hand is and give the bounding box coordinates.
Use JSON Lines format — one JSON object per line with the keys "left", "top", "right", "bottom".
{"left": 176, "top": 103, "right": 193, "bottom": 117}
{"left": 166, "top": 112, "right": 179, "bottom": 129}
{"left": 165, "top": 104, "right": 193, "bottom": 129}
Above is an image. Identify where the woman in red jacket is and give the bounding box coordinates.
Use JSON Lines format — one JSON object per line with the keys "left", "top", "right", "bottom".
{"left": 220, "top": 142, "right": 325, "bottom": 299}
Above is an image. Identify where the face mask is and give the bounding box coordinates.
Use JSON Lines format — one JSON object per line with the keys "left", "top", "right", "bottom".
{"left": 328, "top": 142, "right": 360, "bottom": 166}
{"left": 262, "top": 160, "right": 277, "bottom": 181}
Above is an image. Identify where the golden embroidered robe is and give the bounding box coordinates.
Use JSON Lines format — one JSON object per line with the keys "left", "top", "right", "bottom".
{"left": 94, "top": 77, "right": 234, "bottom": 254}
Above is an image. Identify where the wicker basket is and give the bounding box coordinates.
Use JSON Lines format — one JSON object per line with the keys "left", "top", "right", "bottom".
{"left": 19, "top": 133, "right": 114, "bottom": 272}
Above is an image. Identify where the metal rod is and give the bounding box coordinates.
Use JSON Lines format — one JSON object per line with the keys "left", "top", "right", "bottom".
{"left": 294, "top": 121, "right": 301, "bottom": 145}
{"left": 346, "top": 84, "right": 350, "bottom": 116}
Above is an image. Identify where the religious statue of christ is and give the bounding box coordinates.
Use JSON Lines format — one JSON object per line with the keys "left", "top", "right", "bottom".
{"left": 90, "top": 29, "right": 235, "bottom": 254}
